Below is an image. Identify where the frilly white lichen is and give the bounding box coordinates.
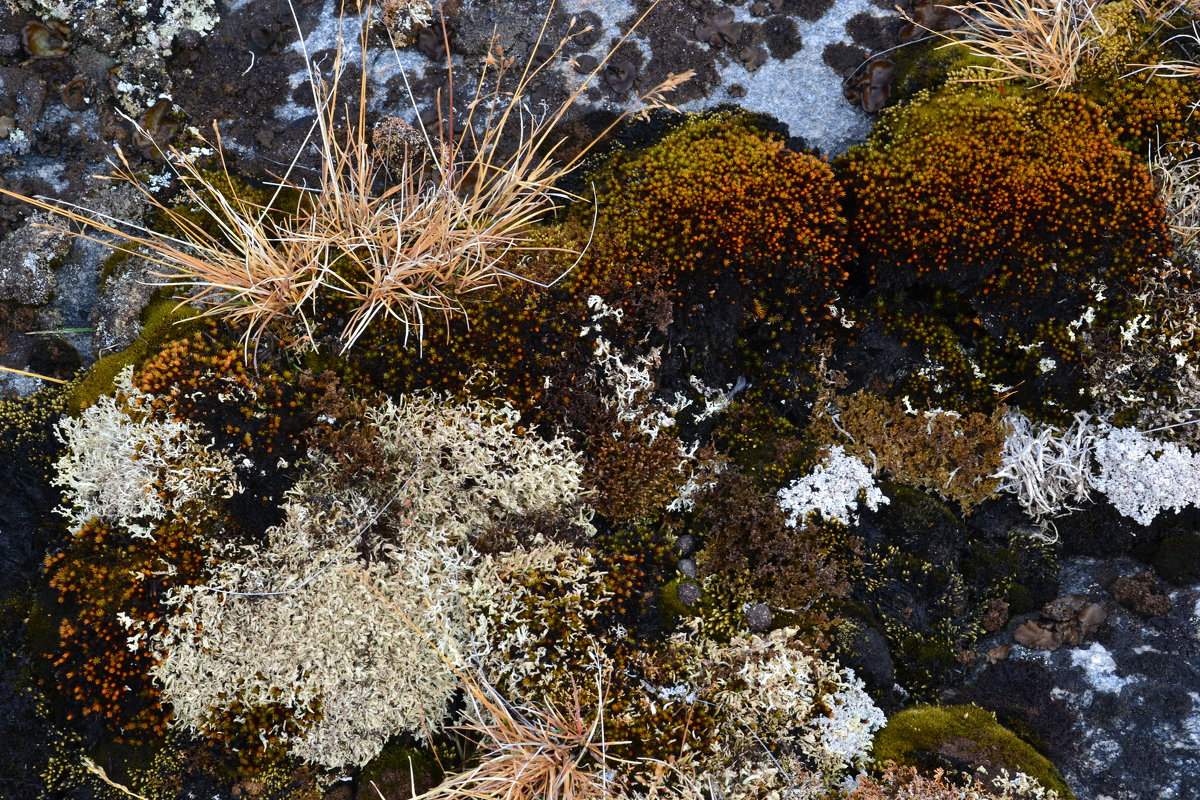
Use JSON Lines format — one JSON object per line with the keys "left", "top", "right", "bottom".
{"left": 152, "top": 391, "right": 589, "bottom": 769}
{"left": 997, "top": 410, "right": 1200, "bottom": 526}
{"left": 777, "top": 445, "right": 888, "bottom": 527}
{"left": 53, "top": 365, "right": 240, "bottom": 538}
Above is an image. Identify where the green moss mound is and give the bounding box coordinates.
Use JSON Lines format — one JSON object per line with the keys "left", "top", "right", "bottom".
{"left": 67, "top": 295, "right": 200, "bottom": 414}
{"left": 872, "top": 704, "right": 1075, "bottom": 798}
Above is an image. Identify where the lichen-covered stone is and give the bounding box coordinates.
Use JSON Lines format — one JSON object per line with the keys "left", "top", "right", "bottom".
{"left": 0, "top": 211, "right": 71, "bottom": 304}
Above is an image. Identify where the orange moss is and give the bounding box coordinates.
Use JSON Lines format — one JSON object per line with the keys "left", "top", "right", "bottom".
{"left": 134, "top": 332, "right": 329, "bottom": 537}
{"left": 344, "top": 112, "right": 853, "bottom": 420}
{"left": 812, "top": 391, "right": 1008, "bottom": 512}
{"left": 43, "top": 515, "right": 210, "bottom": 743}
{"left": 841, "top": 87, "right": 1170, "bottom": 321}
{"left": 590, "top": 112, "right": 851, "bottom": 319}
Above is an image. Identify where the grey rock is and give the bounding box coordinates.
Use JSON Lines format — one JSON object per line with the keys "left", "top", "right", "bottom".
{"left": 0, "top": 212, "right": 72, "bottom": 305}
{"left": 674, "top": 534, "right": 696, "bottom": 558}
{"left": 676, "top": 581, "right": 702, "bottom": 609}
{"left": 678, "top": 557, "right": 697, "bottom": 578}
{"left": 91, "top": 256, "right": 158, "bottom": 357}
{"left": 0, "top": 66, "right": 47, "bottom": 132}
{"left": 0, "top": 35, "right": 20, "bottom": 58}
{"left": 744, "top": 602, "right": 773, "bottom": 632}
{"left": 979, "top": 556, "right": 1200, "bottom": 800}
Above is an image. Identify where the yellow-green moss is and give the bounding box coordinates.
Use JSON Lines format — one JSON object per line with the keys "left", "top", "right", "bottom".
{"left": 67, "top": 295, "right": 200, "bottom": 414}
{"left": 1079, "top": 1, "right": 1200, "bottom": 149}
{"left": 872, "top": 704, "right": 1075, "bottom": 798}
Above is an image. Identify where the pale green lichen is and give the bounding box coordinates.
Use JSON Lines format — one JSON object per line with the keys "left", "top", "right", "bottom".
{"left": 152, "top": 390, "right": 589, "bottom": 769}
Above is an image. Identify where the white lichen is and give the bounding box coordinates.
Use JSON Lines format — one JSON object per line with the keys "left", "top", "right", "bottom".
{"left": 997, "top": 411, "right": 1200, "bottom": 526}
{"left": 994, "top": 411, "right": 1095, "bottom": 521}
{"left": 707, "top": 628, "right": 886, "bottom": 779}
{"left": 53, "top": 366, "right": 240, "bottom": 538}
{"left": 152, "top": 391, "right": 589, "bottom": 769}
{"left": 1091, "top": 424, "right": 1200, "bottom": 525}
{"left": 777, "top": 445, "right": 888, "bottom": 527}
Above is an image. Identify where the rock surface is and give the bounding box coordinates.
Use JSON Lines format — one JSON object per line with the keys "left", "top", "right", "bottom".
{"left": 992, "top": 557, "right": 1200, "bottom": 800}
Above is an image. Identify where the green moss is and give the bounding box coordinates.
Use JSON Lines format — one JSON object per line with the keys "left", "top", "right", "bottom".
{"left": 1077, "top": 1, "right": 1200, "bottom": 151}
{"left": 872, "top": 704, "right": 1074, "bottom": 798}
{"left": 359, "top": 740, "right": 444, "bottom": 799}
{"left": 713, "top": 402, "right": 817, "bottom": 486}
{"left": 879, "top": 484, "right": 959, "bottom": 545}
{"left": 888, "top": 40, "right": 992, "bottom": 107}
{"left": 860, "top": 489, "right": 1058, "bottom": 698}
{"left": 0, "top": 383, "right": 67, "bottom": 488}
{"left": 897, "top": 633, "right": 955, "bottom": 675}
{"left": 659, "top": 578, "right": 701, "bottom": 619}
{"left": 66, "top": 295, "right": 200, "bottom": 414}
{"left": 694, "top": 574, "right": 754, "bottom": 643}
{"left": 594, "top": 518, "right": 677, "bottom": 626}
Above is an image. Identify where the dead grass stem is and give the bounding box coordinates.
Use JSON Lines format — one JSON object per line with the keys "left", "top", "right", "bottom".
{"left": 1149, "top": 139, "right": 1200, "bottom": 251}
{"left": 420, "top": 676, "right": 632, "bottom": 800}
{"left": 361, "top": 570, "right": 633, "bottom": 800}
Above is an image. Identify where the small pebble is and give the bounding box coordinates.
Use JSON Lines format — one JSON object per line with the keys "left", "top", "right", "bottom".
{"left": 674, "top": 534, "right": 696, "bottom": 557}
{"left": 744, "top": 602, "right": 773, "bottom": 632}
{"left": 0, "top": 34, "right": 20, "bottom": 58}
{"left": 678, "top": 558, "right": 697, "bottom": 578}
{"left": 676, "top": 581, "right": 702, "bottom": 608}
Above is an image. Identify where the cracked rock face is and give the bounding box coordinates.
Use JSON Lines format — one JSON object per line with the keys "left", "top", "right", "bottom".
{"left": 0, "top": 211, "right": 70, "bottom": 304}
{"left": 988, "top": 557, "right": 1200, "bottom": 800}
{"left": 0, "top": 0, "right": 905, "bottom": 391}
{"left": 433, "top": 0, "right": 897, "bottom": 154}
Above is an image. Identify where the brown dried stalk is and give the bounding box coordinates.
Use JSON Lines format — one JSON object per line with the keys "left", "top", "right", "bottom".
{"left": 1128, "top": 0, "right": 1200, "bottom": 22}
{"left": 363, "top": 570, "right": 634, "bottom": 800}
{"left": 1149, "top": 140, "right": 1200, "bottom": 251}
{"left": 1125, "top": 21, "right": 1200, "bottom": 79}
{"left": 419, "top": 678, "right": 632, "bottom": 800}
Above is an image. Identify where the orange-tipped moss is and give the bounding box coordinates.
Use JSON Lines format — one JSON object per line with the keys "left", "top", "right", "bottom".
{"left": 347, "top": 112, "right": 854, "bottom": 423}
{"left": 841, "top": 87, "right": 1170, "bottom": 315}
{"left": 42, "top": 515, "right": 210, "bottom": 743}
{"left": 133, "top": 333, "right": 331, "bottom": 538}
{"left": 590, "top": 112, "right": 850, "bottom": 312}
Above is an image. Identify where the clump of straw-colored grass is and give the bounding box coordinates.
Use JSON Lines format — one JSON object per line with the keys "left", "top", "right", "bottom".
{"left": 919, "top": 0, "right": 1105, "bottom": 91}
{"left": 364, "top": 570, "right": 633, "bottom": 800}
{"left": 0, "top": 0, "right": 690, "bottom": 356}
{"left": 1149, "top": 140, "right": 1200, "bottom": 252}
{"left": 413, "top": 675, "right": 630, "bottom": 800}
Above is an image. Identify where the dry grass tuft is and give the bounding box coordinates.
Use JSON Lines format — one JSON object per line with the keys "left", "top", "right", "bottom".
{"left": 0, "top": 0, "right": 691, "bottom": 357}
{"left": 1128, "top": 0, "right": 1200, "bottom": 21}
{"left": 920, "top": 0, "right": 1104, "bottom": 91}
{"left": 1149, "top": 141, "right": 1200, "bottom": 251}
{"left": 1125, "top": 19, "right": 1200, "bottom": 78}
{"left": 418, "top": 674, "right": 630, "bottom": 800}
